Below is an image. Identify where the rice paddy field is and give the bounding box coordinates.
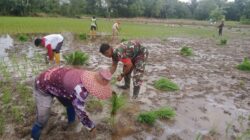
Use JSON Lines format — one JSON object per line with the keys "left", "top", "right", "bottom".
{"left": 0, "top": 16, "right": 250, "bottom": 140}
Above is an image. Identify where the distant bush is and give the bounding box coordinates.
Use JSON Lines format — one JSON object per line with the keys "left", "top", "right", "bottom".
{"left": 237, "top": 58, "right": 250, "bottom": 71}
{"left": 63, "top": 51, "right": 89, "bottom": 65}
{"left": 240, "top": 16, "right": 250, "bottom": 25}
{"left": 220, "top": 38, "right": 227, "bottom": 45}
{"left": 180, "top": 46, "right": 193, "bottom": 56}
{"left": 18, "top": 34, "right": 28, "bottom": 42}
{"left": 154, "top": 78, "right": 179, "bottom": 91}
{"left": 79, "top": 33, "right": 87, "bottom": 40}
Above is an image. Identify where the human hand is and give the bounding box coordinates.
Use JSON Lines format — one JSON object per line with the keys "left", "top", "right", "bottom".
{"left": 90, "top": 127, "right": 96, "bottom": 138}
{"left": 117, "top": 75, "right": 123, "bottom": 81}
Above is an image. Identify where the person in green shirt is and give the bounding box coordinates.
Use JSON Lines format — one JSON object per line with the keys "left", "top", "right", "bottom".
{"left": 99, "top": 40, "right": 148, "bottom": 99}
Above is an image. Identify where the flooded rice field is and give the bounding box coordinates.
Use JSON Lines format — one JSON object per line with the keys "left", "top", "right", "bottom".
{"left": 0, "top": 32, "right": 249, "bottom": 140}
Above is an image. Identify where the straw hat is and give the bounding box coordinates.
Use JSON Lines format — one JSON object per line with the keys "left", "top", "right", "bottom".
{"left": 81, "top": 68, "right": 112, "bottom": 100}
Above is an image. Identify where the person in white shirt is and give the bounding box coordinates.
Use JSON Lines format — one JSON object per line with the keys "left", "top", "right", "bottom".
{"left": 90, "top": 16, "right": 97, "bottom": 38}
{"left": 34, "top": 34, "right": 64, "bottom": 64}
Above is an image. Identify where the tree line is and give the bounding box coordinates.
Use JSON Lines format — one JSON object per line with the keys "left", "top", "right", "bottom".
{"left": 0, "top": 0, "right": 250, "bottom": 22}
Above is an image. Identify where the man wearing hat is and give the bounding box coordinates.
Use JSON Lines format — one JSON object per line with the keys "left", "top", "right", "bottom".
{"left": 31, "top": 66, "right": 112, "bottom": 140}
{"left": 99, "top": 40, "right": 148, "bottom": 99}
{"left": 34, "top": 34, "right": 64, "bottom": 64}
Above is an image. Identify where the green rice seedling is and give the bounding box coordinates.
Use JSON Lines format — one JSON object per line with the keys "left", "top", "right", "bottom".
{"left": 86, "top": 99, "right": 103, "bottom": 113}
{"left": 111, "top": 77, "right": 117, "bottom": 85}
{"left": 154, "top": 107, "right": 176, "bottom": 119}
{"left": 121, "top": 38, "right": 127, "bottom": 42}
{"left": 63, "top": 51, "right": 89, "bottom": 65}
{"left": 236, "top": 129, "right": 250, "bottom": 140}
{"left": 195, "top": 133, "right": 202, "bottom": 140}
{"left": 18, "top": 34, "right": 28, "bottom": 42}
{"left": 79, "top": 33, "right": 87, "bottom": 40}
{"left": 180, "top": 46, "right": 193, "bottom": 56}
{"left": 12, "top": 106, "right": 23, "bottom": 123}
{"left": 16, "top": 83, "right": 30, "bottom": 102}
{"left": 1, "top": 87, "right": 12, "bottom": 105}
{"left": 237, "top": 58, "right": 250, "bottom": 71}
{"left": 137, "top": 111, "right": 157, "bottom": 125}
{"left": 220, "top": 38, "right": 227, "bottom": 45}
{"left": 0, "top": 116, "right": 4, "bottom": 135}
{"left": 154, "top": 77, "right": 179, "bottom": 91}
{"left": 110, "top": 92, "right": 126, "bottom": 125}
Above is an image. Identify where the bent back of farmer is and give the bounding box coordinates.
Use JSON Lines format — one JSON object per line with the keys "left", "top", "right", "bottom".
{"left": 34, "top": 34, "right": 64, "bottom": 64}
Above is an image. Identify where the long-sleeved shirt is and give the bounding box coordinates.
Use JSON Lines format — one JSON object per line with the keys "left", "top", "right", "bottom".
{"left": 35, "top": 66, "right": 95, "bottom": 130}
{"left": 41, "top": 34, "right": 64, "bottom": 60}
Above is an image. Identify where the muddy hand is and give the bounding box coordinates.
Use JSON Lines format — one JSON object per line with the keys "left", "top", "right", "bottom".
{"left": 90, "top": 127, "right": 96, "bottom": 138}
{"left": 117, "top": 75, "right": 123, "bottom": 81}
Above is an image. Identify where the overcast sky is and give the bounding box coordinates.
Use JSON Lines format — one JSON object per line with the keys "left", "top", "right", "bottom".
{"left": 178, "top": 0, "right": 234, "bottom": 2}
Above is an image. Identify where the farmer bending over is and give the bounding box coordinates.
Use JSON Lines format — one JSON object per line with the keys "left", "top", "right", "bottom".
{"left": 99, "top": 40, "right": 148, "bottom": 99}
{"left": 34, "top": 34, "right": 64, "bottom": 64}
{"left": 31, "top": 66, "right": 112, "bottom": 140}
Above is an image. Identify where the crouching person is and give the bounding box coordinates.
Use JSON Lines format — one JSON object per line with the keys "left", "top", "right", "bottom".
{"left": 31, "top": 66, "right": 112, "bottom": 140}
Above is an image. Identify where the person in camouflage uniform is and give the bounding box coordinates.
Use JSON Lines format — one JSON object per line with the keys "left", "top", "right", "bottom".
{"left": 99, "top": 40, "right": 148, "bottom": 99}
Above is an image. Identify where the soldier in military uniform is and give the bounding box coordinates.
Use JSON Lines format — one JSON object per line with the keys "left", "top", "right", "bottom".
{"left": 99, "top": 40, "right": 148, "bottom": 99}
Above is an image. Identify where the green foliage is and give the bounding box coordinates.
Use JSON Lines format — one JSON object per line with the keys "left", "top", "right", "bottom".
{"left": 240, "top": 17, "right": 250, "bottom": 25}
{"left": 137, "top": 112, "right": 157, "bottom": 125}
{"left": 121, "top": 38, "right": 128, "bottom": 42}
{"left": 237, "top": 58, "right": 250, "bottom": 71}
{"left": 79, "top": 33, "right": 87, "bottom": 40}
{"left": 110, "top": 92, "right": 126, "bottom": 117}
{"left": 63, "top": 51, "right": 89, "bottom": 65}
{"left": 110, "top": 92, "right": 126, "bottom": 126}
{"left": 209, "top": 8, "right": 225, "bottom": 21}
{"left": 1, "top": 87, "right": 11, "bottom": 104}
{"left": 111, "top": 77, "right": 117, "bottom": 85}
{"left": 0, "top": 116, "right": 4, "bottom": 135}
{"left": 220, "top": 38, "right": 227, "bottom": 45}
{"left": 236, "top": 129, "right": 250, "bottom": 140}
{"left": 180, "top": 46, "right": 193, "bottom": 56}
{"left": 154, "top": 107, "right": 176, "bottom": 119}
{"left": 12, "top": 106, "right": 22, "bottom": 123}
{"left": 137, "top": 107, "right": 176, "bottom": 125}
{"left": 154, "top": 78, "right": 179, "bottom": 91}
{"left": 86, "top": 99, "right": 103, "bottom": 113}
{"left": 18, "top": 34, "right": 28, "bottom": 42}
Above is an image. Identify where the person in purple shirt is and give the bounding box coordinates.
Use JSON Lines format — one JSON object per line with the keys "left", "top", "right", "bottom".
{"left": 31, "top": 66, "right": 112, "bottom": 140}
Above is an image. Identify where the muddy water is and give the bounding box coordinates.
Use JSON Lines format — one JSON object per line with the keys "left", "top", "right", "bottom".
{"left": 0, "top": 33, "right": 250, "bottom": 140}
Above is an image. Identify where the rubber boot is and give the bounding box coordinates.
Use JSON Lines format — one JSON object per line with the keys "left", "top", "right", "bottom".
{"left": 66, "top": 106, "right": 76, "bottom": 124}
{"left": 132, "top": 86, "right": 140, "bottom": 99}
{"left": 31, "top": 123, "right": 43, "bottom": 140}
{"left": 54, "top": 53, "right": 60, "bottom": 64}
{"left": 117, "top": 73, "right": 131, "bottom": 90}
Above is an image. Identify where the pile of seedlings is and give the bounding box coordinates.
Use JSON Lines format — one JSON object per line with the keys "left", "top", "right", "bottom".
{"left": 237, "top": 57, "right": 250, "bottom": 71}
{"left": 180, "top": 46, "right": 193, "bottom": 56}
{"left": 137, "top": 107, "right": 176, "bottom": 125}
{"left": 63, "top": 51, "right": 89, "bottom": 65}
{"left": 154, "top": 77, "right": 179, "bottom": 91}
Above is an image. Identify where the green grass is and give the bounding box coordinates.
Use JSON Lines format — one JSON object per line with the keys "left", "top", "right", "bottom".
{"left": 86, "top": 99, "right": 103, "bottom": 113}
{"left": 237, "top": 58, "right": 250, "bottom": 71}
{"left": 79, "top": 33, "right": 87, "bottom": 40}
{"left": 220, "top": 38, "right": 227, "bottom": 45}
{"left": 0, "top": 17, "right": 219, "bottom": 38}
{"left": 1, "top": 87, "right": 11, "bottom": 104}
{"left": 110, "top": 92, "right": 126, "bottom": 126}
{"left": 18, "top": 34, "right": 28, "bottom": 42}
{"left": 180, "top": 46, "right": 193, "bottom": 56}
{"left": 137, "top": 107, "right": 176, "bottom": 125}
{"left": 154, "top": 107, "right": 176, "bottom": 119}
{"left": 137, "top": 112, "right": 157, "bottom": 125}
{"left": 154, "top": 77, "right": 179, "bottom": 91}
{"left": 12, "top": 106, "right": 22, "bottom": 123}
{"left": 63, "top": 51, "right": 89, "bottom": 65}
